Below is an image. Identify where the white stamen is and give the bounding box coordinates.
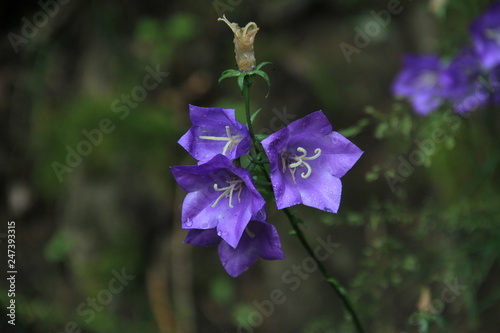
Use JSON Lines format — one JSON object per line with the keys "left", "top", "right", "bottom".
{"left": 212, "top": 178, "right": 243, "bottom": 208}
{"left": 281, "top": 147, "right": 322, "bottom": 183}
{"left": 417, "top": 71, "right": 438, "bottom": 89}
{"left": 199, "top": 126, "right": 242, "bottom": 156}
{"left": 485, "top": 28, "right": 500, "bottom": 45}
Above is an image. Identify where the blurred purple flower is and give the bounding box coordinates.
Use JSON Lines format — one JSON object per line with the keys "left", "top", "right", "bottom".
{"left": 444, "top": 48, "right": 493, "bottom": 114}
{"left": 184, "top": 211, "right": 284, "bottom": 277}
{"left": 261, "top": 111, "right": 363, "bottom": 213}
{"left": 392, "top": 55, "right": 449, "bottom": 116}
{"left": 490, "top": 66, "right": 500, "bottom": 105}
{"left": 178, "top": 105, "right": 251, "bottom": 161}
{"left": 470, "top": 1, "right": 500, "bottom": 70}
{"left": 170, "top": 154, "right": 265, "bottom": 248}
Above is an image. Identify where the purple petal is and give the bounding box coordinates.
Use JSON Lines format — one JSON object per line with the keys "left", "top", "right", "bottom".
{"left": 262, "top": 111, "right": 362, "bottom": 212}
{"left": 470, "top": 2, "right": 500, "bottom": 70}
{"left": 218, "top": 238, "right": 258, "bottom": 277}
{"left": 189, "top": 104, "right": 236, "bottom": 124}
{"left": 178, "top": 105, "right": 251, "bottom": 161}
{"left": 251, "top": 221, "right": 285, "bottom": 261}
{"left": 171, "top": 155, "right": 265, "bottom": 248}
{"left": 321, "top": 132, "right": 364, "bottom": 178}
{"left": 444, "top": 48, "right": 491, "bottom": 113}
{"left": 184, "top": 228, "right": 220, "bottom": 247}
{"left": 218, "top": 220, "right": 284, "bottom": 277}
{"left": 392, "top": 54, "right": 448, "bottom": 115}
{"left": 170, "top": 164, "right": 214, "bottom": 192}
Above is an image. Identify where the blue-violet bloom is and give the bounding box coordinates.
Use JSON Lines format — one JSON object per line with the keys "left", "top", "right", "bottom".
{"left": 184, "top": 211, "right": 284, "bottom": 277}
{"left": 470, "top": 1, "right": 500, "bottom": 70}
{"left": 444, "top": 48, "right": 492, "bottom": 114}
{"left": 170, "top": 154, "right": 265, "bottom": 248}
{"left": 261, "top": 111, "right": 363, "bottom": 213}
{"left": 392, "top": 54, "right": 449, "bottom": 116}
{"left": 178, "top": 105, "right": 251, "bottom": 161}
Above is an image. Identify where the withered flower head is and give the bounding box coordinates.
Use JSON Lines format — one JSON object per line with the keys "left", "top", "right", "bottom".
{"left": 218, "top": 15, "right": 259, "bottom": 72}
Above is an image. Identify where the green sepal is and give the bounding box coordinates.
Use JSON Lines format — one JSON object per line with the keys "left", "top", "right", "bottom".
{"left": 249, "top": 150, "right": 269, "bottom": 165}
{"left": 256, "top": 187, "right": 275, "bottom": 202}
{"left": 254, "top": 133, "right": 269, "bottom": 142}
{"left": 218, "top": 63, "right": 272, "bottom": 97}
{"left": 218, "top": 69, "right": 241, "bottom": 84}
{"left": 237, "top": 75, "right": 245, "bottom": 93}
{"left": 256, "top": 61, "right": 273, "bottom": 71}
{"left": 253, "top": 70, "right": 271, "bottom": 97}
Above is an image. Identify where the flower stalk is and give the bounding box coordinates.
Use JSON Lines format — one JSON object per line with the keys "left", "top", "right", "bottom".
{"left": 240, "top": 68, "right": 365, "bottom": 333}
{"left": 283, "top": 208, "right": 365, "bottom": 333}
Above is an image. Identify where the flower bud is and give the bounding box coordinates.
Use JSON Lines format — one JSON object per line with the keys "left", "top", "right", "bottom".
{"left": 218, "top": 15, "right": 259, "bottom": 72}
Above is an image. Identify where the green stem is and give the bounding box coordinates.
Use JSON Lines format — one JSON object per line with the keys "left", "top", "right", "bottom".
{"left": 283, "top": 208, "right": 365, "bottom": 333}
{"left": 243, "top": 75, "right": 258, "bottom": 155}
{"left": 241, "top": 73, "right": 364, "bottom": 333}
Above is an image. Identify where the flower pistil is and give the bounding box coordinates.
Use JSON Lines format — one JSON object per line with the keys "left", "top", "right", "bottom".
{"left": 281, "top": 147, "right": 322, "bottom": 183}
{"left": 212, "top": 178, "right": 243, "bottom": 208}
{"left": 199, "top": 125, "right": 243, "bottom": 156}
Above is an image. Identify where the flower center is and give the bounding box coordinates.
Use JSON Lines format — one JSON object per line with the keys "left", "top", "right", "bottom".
{"left": 417, "top": 71, "right": 438, "bottom": 89}
{"left": 212, "top": 178, "right": 243, "bottom": 208}
{"left": 199, "top": 126, "right": 243, "bottom": 156}
{"left": 485, "top": 28, "right": 500, "bottom": 45}
{"left": 281, "top": 147, "right": 322, "bottom": 183}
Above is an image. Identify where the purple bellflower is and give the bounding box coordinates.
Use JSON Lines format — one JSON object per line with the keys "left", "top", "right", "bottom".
{"left": 170, "top": 154, "right": 265, "bottom": 248}
{"left": 261, "top": 111, "right": 363, "bottom": 213}
{"left": 184, "top": 211, "right": 284, "bottom": 277}
{"left": 470, "top": 1, "right": 500, "bottom": 70}
{"left": 178, "top": 105, "right": 251, "bottom": 162}
{"left": 392, "top": 55, "right": 449, "bottom": 116}
{"left": 444, "top": 48, "right": 492, "bottom": 114}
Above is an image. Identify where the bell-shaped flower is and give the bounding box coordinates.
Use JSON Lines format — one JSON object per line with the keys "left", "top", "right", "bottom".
{"left": 261, "top": 111, "right": 363, "bottom": 213}
{"left": 470, "top": 2, "right": 500, "bottom": 70}
{"left": 444, "top": 48, "right": 492, "bottom": 114}
{"left": 392, "top": 55, "right": 449, "bottom": 116}
{"left": 170, "top": 154, "right": 265, "bottom": 248}
{"left": 184, "top": 211, "right": 284, "bottom": 277}
{"left": 178, "top": 105, "right": 251, "bottom": 162}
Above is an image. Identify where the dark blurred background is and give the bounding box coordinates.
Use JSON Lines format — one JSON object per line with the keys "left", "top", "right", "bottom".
{"left": 1, "top": 0, "right": 499, "bottom": 332}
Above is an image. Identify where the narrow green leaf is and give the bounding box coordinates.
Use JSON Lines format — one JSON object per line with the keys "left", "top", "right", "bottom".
{"left": 250, "top": 108, "right": 262, "bottom": 124}
{"left": 339, "top": 118, "right": 370, "bottom": 137}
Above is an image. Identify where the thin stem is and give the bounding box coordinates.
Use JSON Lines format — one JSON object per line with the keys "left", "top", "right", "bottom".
{"left": 283, "top": 208, "right": 365, "bottom": 333}
{"left": 243, "top": 75, "right": 259, "bottom": 156}
{"left": 241, "top": 73, "right": 364, "bottom": 333}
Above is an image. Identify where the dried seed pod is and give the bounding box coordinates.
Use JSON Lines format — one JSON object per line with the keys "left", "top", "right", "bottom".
{"left": 218, "top": 15, "right": 259, "bottom": 72}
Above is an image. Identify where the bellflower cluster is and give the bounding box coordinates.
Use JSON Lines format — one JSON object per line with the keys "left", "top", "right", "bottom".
{"left": 392, "top": 1, "right": 500, "bottom": 115}
{"left": 170, "top": 17, "right": 363, "bottom": 278}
